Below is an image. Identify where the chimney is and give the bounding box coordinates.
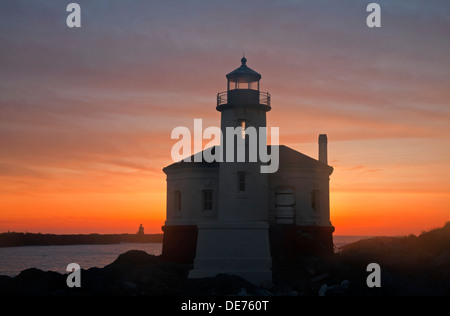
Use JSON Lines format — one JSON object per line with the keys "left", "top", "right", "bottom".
{"left": 318, "top": 134, "right": 328, "bottom": 164}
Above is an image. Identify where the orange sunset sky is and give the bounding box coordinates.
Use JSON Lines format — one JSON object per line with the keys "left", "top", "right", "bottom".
{"left": 1, "top": 1, "right": 449, "bottom": 236}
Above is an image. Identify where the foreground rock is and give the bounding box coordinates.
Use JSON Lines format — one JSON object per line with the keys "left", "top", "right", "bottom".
{"left": 0, "top": 250, "right": 257, "bottom": 296}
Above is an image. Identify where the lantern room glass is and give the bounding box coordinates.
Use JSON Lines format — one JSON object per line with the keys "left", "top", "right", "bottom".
{"left": 227, "top": 79, "right": 260, "bottom": 91}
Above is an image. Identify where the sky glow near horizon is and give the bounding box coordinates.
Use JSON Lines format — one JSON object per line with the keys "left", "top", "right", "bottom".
{"left": 0, "top": 0, "right": 449, "bottom": 235}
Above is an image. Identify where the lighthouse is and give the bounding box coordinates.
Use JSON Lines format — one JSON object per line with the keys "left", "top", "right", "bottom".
{"left": 161, "top": 56, "right": 335, "bottom": 285}
{"left": 188, "top": 56, "right": 273, "bottom": 284}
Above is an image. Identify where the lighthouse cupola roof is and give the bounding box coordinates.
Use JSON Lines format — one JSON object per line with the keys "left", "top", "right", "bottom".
{"left": 226, "top": 56, "right": 262, "bottom": 84}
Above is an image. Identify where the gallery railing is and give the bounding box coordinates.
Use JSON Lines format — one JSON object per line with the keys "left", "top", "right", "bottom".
{"left": 217, "top": 91, "right": 271, "bottom": 107}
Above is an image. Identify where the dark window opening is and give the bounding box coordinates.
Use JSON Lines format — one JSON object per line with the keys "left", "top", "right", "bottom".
{"left": 238, "top": 172, "right": 246, "bottom": 192}
{"left": 311, "top": 190, "right": 320, "bottom": 211}
{"left": 202, "top": 190, "right": 213, "bottom": 211}
{"left": 174, "top": 190, "right": 181, "bottom": 212}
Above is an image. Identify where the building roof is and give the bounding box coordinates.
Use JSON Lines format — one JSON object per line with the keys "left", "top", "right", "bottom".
{"left": 163, "top": 145, "right": 333, "bottom": 174}
{"left": 276, "top": 145, "right": 333, "bottom": 174}
{"left": 163, "top": 146, "right": 220, "bottom": 173}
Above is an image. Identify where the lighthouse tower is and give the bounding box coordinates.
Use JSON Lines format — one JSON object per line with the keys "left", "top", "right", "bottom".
{"left": 188, "top": 57, "right": 273, "bottom": 284}
{"left": 217, "top": 56, "right": 271, "bottom": 221}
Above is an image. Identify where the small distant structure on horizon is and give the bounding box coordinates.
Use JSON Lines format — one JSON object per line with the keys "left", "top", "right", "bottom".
{"left": 137, "top": 224, "right": 144, "bottom": 235}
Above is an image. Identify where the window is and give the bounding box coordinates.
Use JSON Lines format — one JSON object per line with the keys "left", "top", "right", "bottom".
{"left": 237, "top": 81, "right": 250, "bottom": 89}
{"left": 237, "top": 172, "right": 246, "bottom": 192}
{"left": 239, "top": 120, "right": 246, "bottom": 139}
{"left": 174, "top": 190, "right": 181, "bottom": 212}
{"left": 275, "top": 186, "right": 295, "bottom": 224}
{"left": 202, "top": 190, "right": 213, "bottom": 211}
{"left": 311, "top": 190, "right": 320, "bottom": 212}
{"left": 228, "top": 80, "right": 238, "bottom": 90}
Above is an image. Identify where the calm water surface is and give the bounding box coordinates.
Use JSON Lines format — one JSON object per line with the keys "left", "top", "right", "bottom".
{"left": 0, "top": 243, "right": 162, "bottom": 277}
{"left": 0, "top": 236, "right": 375, "bottom": 277}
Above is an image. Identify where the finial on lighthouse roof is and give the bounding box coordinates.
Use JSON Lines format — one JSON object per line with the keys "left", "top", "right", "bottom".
{"left": 241, "top": 52, "right": 247, "bottom": 66}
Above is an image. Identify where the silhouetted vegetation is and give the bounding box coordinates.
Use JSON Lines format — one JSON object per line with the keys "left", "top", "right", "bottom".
{"left": 340, "top": 222, "right": 450, "bottom": 276}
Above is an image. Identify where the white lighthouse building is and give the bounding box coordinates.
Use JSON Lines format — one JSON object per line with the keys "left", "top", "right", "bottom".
{"left": 162, "top": 57, "right": 334, "bottom": 285}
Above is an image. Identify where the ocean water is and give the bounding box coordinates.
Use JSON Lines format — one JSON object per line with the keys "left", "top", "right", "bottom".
{"left": 0, "top": 236, "right": 373, "bottom": 277}
{"left": 333, "top": 235, "right": 376, "bottom": 249}
{"left": 0, "top": 243, "right": 162, "bottom": 277}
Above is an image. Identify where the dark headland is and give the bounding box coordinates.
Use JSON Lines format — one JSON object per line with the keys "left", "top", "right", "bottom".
{"left": 0, "top": 232, "right": 163, "bottom": 247}
{"left": 0, "top": 222, "right": 448, "bottom": 296}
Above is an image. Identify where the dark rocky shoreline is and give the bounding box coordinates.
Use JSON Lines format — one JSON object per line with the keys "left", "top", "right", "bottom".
{"left": 0, "top": 232, "right": 163, "bottom": 247}
{"left": 0, "top": 223, "right": 449, "bottom": 296}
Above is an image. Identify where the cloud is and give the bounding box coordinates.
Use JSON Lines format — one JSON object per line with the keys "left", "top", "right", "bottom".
{"left": 0, "top": 163, "right": 47, "bottom": 179}
{"left": 0, "top": 0, "right": 449, "bottom": 233}
{"left": 108, "top": 160, "right": 161, "bottom": 174}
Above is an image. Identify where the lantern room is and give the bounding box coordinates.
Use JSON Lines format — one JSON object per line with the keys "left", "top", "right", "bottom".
{"left": 217, "top": 56, "right": 270, "bottom": 111}
{"left": 226, "top": 56, "right": 261, "bottom": 91}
